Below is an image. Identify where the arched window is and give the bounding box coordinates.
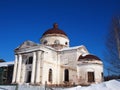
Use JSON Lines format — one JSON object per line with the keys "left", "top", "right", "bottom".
{"left": 54, "top": 40, "right": 60, "bottom": 44}
{"left": 88, "top": 72, "right": 95, "bottom": 82}
{"left": 64, "top": 69, "right": 69, "bottom": 82}
{"left": 48, "top": 69, "right": 52, "bottom": 82}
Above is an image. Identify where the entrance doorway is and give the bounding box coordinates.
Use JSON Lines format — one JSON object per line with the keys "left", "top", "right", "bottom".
{"left": 26, "top": 71, "right": 31, "bottom": 83}
{"left": 64, "top": 69, "right": 69, "bottom": 82}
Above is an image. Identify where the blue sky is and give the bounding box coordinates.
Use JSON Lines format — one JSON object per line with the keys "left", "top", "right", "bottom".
{"left": 0, "top": 0, "right": 120, "bottom": 74}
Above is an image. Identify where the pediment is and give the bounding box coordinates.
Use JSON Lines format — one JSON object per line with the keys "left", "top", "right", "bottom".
{"left": 15, "top": 40, "right": 38, "bottom": 50}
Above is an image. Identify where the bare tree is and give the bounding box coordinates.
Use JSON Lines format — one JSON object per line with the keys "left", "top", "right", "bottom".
{"left": 105, "top": 16, "right": 120, "bottom": 74}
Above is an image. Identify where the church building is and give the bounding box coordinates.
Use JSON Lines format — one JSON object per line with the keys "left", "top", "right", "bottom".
{"left": 12, "top": 23, "right": 103, "bottom": 85}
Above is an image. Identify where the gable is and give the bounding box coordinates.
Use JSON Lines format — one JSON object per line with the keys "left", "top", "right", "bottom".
{"left": 78, "top": 45, "right": 89, "bottom": 54}
{"left": 15, "top": 40, "right": 38, "bottom": 50}
{"left": 60, "top": 45, "right": 89, "bottom": 54}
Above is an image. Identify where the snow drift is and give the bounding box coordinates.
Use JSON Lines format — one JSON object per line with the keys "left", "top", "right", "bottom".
{"left": 0, "top": 79, "right": 120, "bottom": 90}
{"left": 63, "top": 79, "right": 120, "bottom": 90}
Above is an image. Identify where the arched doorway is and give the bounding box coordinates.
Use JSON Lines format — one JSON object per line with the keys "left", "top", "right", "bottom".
{"left": 48, "top": 69, "right": 52, "bottom": 82}
{"left": 64, "top": 69, "right": 69, "bottom": 82}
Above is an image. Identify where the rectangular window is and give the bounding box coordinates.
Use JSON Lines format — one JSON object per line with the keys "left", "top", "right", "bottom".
{"left": 28, "top": 57, "right": 33, "bottom": 64}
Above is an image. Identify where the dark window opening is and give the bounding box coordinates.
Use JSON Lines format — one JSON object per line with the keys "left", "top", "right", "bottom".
{"left": 26, "top": 60, "right": 28, "bottom": 64}
{"left": 101, "top": 72, "right": 103, "bottom": 79}
{"left": 43, "top": 40, "right": 47, "bottom": 45}
{"left": 65, "top": 42, "right": 68, "bottom": 45}
{"left": 26, "top": 57, "right": 33, "bottom": 64}
{"left": 88, "top": 72, "right": 95, "bottom": 82}
{"left": 26, "top": 71, "right": 31, "bottom": 83}
{"left": 48, "top": 69, "right": 52, "bottom": 82}
{"left": 28, "top": 57, "right": 33, "bottom": 64}
{"left": 64, "top": 69, "right": 69, "bottom": 82}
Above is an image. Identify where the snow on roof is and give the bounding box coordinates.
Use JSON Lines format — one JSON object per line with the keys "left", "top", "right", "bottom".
{"left": 63, "top": 79, "right": 120, "bottom": 90}
{"left": 59, "top": 45, "right": 85, "bottom": 51}
{"left": 82, "top": 53, "right": 89, "bottom": 56}
{"left": 0, "top": 61, "right": 14, "bottom": 67}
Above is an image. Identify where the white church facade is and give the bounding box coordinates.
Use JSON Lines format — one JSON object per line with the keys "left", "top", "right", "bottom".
{"left": 12, "top": 23, "right": 103, "bottom": 86}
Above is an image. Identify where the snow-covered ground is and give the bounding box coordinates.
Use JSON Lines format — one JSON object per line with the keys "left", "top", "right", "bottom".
{"left": 0, "top": 79, "right": 120, "bottom": 90}
{"left": 63, "top": 79, "right": 120, "bottom": 90}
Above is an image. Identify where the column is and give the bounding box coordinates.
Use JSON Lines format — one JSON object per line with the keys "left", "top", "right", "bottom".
{"left": 57, "top": 54, "right": 60, "bottom": 84}
{"left": 21, "top": 63, "right": 25, "bottom": 83}
{"left": 16, "top": 54, "right": 22, "bottom": 83}
{"left": 12, "top": 55, "right": 18, "bottom": 83}
{"left": 31, "top": 52, "right": 37, "bottom": 84}
{"left": 36, "top": 51, "right": 41, "bottom": 84}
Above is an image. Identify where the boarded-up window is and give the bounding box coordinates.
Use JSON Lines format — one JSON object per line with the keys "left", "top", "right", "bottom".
{"left": 88, "top": 72, "right": 95, "bottom": 82}
{"left": 48, "top": 69, "right": 52, "bottom": 82}
{"left": 64, "top": 69, "right": 69, "bottom": 82}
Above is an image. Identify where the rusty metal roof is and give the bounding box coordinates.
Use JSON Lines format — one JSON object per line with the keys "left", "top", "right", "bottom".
{"left": 78, "top": 54, "right": 101, "bottom": 61}
{"left": 42, "top": 23, "right": 67, "bottom": 36}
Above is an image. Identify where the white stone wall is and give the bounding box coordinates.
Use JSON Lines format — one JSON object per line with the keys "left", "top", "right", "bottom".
{"left": 41, "top": 35, "right": 69, "bottom": 47}
{"left": 59, "top": 50, "right": 78, "bottom": 84}
{"left": 77, "top": 63, "right": 103, "bottom": 85}
{"left": 59, "top": 67, "right": 77, "bottom": 84}
{"left": 41, "top": 47, "right": 79, "bottom": 85}
{"left": 60, "top": 50, "right": 77, "bottom": 67}
{"left": 41, "top": 48, "right": 58, "bottom": 84}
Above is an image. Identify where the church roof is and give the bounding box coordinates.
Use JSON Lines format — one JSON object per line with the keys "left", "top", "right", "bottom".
{"left": 42, "top": 23, "right": 67, "bottom": 36}
{"left": 15, "top": 40, "right": 38, "bottom": 51}
{"left": 59, "top": 45, "right": 86, "bottom": 51}
{"left": 0, "top": 61, "right": 14, "bottom": 67}
{"left": 0, "top": 59, "right": 5, "bottom": 62}
{"left": 78, "top": 54, "right": 101, "bottom": 61}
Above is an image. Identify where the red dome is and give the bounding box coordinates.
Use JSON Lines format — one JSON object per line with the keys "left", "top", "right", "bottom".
{"left": 42, "top": 23, "right": 67, "bottom": 36}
